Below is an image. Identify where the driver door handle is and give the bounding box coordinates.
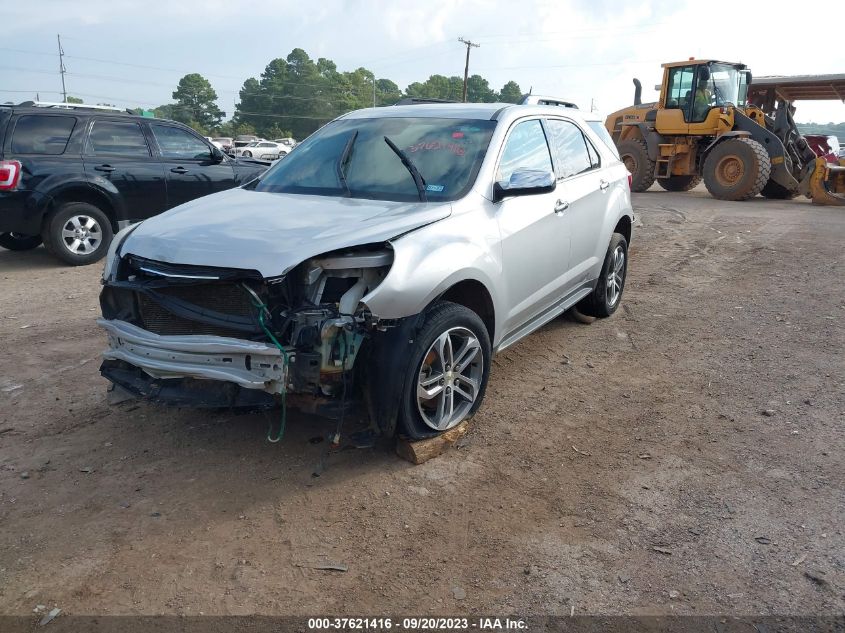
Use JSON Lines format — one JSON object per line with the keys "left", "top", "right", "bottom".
{"left": 554, "top": 200, "right": 569, "bottom": 215}
{"left": 94, "top": 164, "right": 115, "bottom": 173}
{"left": 170, "top": 166, "right": 189, "bottom": 174}
{"left": 600, "top": 179, "right": 610, "bottom": 192}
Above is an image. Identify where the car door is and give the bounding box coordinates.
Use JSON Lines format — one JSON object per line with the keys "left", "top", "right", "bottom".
{"left": 82, "top": 118, "right": 167, "bottom": 223}
{"left": 147, "top": 123, "right": 235, "bottom": 209}
{"left": 545, "top": 117, "right": 609, "bottom": 284}
{"left": 495, "top": 118, "right": 572, "bottom": 336}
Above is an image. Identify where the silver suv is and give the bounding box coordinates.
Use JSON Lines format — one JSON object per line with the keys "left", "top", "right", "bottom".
{"left": 99, "top": 101, "right": 633, "bottom": 439}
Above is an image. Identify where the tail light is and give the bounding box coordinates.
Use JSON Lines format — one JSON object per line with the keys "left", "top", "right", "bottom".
{"left": 627, "top": 172, "right": 633, "bottom": 189}
{"left": 0, "top": 160, "right": 22, "bottom": 191}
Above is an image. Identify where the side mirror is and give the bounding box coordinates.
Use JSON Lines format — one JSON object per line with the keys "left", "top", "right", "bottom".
{"left": 493, "top": 169, "right": 556, "bottom": 202}
{"left": 211, "top": 147, "right": 225, "bottom": 163}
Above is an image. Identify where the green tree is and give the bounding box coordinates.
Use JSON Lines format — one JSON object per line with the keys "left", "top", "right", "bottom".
{"left": 376, "top": 78, "right": 401, "bottom": 106}
{"left": 498, "top": 80, "right": 522, "bottom": 104}
{"left": 171, "top": 73, "right": 224, "bottom": 129}
{"left": 466, "top": 75, "right": 496, "bottom": 103}
{"left": 405, "top": 75, "right": 463, "bottom": 101}
{"left": 66, "top": 96, "right": 83, "bottom": 104}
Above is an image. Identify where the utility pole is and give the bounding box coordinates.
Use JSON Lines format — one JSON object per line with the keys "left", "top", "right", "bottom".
{"left": 57, "top": 34, "right": 67, "bottom": 103}
{"left": 458, "top": 37, "right": 479, "bottom": 103}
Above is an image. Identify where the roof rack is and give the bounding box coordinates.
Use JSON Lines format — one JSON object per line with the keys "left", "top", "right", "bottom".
{"left": 395, "top": 97, "right": 460, "bottom": 106}
{"left": 16, "top": 101, "right": 135, "bottom": 114}
{"left": 518, "top": 95, "right": 579, "bottom": 109}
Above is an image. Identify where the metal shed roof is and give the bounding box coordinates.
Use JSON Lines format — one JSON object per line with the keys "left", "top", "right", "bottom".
{"left": 750, "top": 74, "right": 845, "bottom": 102}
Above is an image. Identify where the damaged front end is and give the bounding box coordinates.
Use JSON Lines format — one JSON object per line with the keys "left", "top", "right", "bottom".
{"left": 99, "top": 246, "right": 411, "bottom": 430}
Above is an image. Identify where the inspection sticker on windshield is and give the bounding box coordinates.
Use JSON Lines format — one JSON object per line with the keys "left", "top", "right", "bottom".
{"left": 426, "top": 184, "right": 445, "bottom": 193}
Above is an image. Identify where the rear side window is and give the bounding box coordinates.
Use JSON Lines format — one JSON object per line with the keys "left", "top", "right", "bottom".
{"left": 87, "top": 120, "right": 150, "bottom": 157}
{"left": 545, "top": 119, "right": 593, "bottom": 179}
{"left": 11, "top": 115, "right": 76, "bottom": 155}
{"left": 150, "top": 125, "right": 211, "bottom": 160}
{"left": 587, "top": 121, "right": 620, "bottom": 158}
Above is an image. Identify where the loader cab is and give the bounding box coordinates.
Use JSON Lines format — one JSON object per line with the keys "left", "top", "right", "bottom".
{"left": 657, "top": 60, "right": 749, "bottom": 134}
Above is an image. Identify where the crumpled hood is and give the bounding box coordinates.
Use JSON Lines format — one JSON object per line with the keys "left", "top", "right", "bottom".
{"left": 121, "top": 188, "right": 451, "bottom": 277}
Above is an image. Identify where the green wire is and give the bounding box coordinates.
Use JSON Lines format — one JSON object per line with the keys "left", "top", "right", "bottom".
{"left": 247, "top": 294, "right": 290, "bottom": 443}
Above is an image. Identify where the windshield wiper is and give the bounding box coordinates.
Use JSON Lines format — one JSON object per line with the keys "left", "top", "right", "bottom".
{"left": 336, "top": 130, "right": 358, "bottom": 196}
{"left": 383, "top": 136, "right": 427, "bottom": 202}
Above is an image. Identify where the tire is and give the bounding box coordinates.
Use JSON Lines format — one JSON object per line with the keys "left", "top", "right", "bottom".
{"left": 760, "top": 179, "right": 799, "bottom": 200}
{"left": 42, "top": 202, "right": 113, "bottom": 266}
{"left": 577, "top": 233, "right": 628, "bottom": 318}
{"left": 0, "top": 233, "right": 42, "bottom": 251}
{"left": 658, "top": 175, "right": 702, "bottom": 192}
{"left": 243, "top": 151, "right": 252, "bottom": 158}
{"left": 703, "top": 138, "right": 771, "bottom": 201}
{"left": 398, "top": 301, "right": 491, "bottom": 440}
{"left": 617, "top": 138, "right": 656, "bottom": 192}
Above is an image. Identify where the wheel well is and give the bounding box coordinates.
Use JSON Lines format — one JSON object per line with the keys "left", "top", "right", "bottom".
{"left": 614, "top": 215, "right": 632, "bottom": 245}
{"left": 439, "top": 280, "right": 495, "bottom": 343}
{"left": 45, "top": 188, "right": 117, "bottom": 232}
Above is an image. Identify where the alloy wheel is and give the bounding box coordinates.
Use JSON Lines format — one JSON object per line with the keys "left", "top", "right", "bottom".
{"left": 416, "top": 326, "right": 483, "bottom": 431}
{"left": 61, "top": 215, "right": 102, "bottom": 255}
{"left": 606, "top": 245, "right": 625, "bottom": 307}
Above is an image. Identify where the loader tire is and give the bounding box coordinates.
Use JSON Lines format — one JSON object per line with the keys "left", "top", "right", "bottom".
{"left": 658, "top": 175, "right": 702, "bottom": 192}
{"left": 617, "top": 139, "right": 655, "bottom": 192}
{"left": 703, "top": 138, "right": 771, "bottom": 201}
{"left": 760, "top": 179, "right": 799, "bottom": 200}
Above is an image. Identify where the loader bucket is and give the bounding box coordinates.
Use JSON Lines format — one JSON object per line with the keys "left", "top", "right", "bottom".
{"left": 809, "top": 157, "right": 845, "bottom": 207}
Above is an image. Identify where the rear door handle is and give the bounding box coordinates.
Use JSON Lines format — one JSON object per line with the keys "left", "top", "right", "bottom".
{"left": 94, "top": 164, "right": 115, "bottom": 173}
{"left": 600, "top": 180, "right": 610, "bottom": 192}
{"left": 554, "top": 200, "right": 569, "bottom": 214}
{"left": 170, "top": 166, "right": 189, "bottom": 174}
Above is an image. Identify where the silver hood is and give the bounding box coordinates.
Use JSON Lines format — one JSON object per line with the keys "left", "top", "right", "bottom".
{"left": 121, "top": 188, "right": 452, "bottom": 277}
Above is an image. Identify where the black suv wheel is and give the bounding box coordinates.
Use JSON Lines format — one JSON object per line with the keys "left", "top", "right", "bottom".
{"left": 43, "top": 202, "right": 113, "bottom": 266}
{"left": 0, "top": 233, "right": 43, "bottom": 251}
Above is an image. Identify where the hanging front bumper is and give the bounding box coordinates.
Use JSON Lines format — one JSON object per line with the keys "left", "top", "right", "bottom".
{"left": 97, "top": 319, "right": 286, "bottom": 394}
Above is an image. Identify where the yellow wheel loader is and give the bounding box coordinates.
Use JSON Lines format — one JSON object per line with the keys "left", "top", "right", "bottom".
{"left": 605, "top": 59, "right": 845, "bottom": 205}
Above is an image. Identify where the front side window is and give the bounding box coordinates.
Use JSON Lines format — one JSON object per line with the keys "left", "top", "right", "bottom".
{"left": 150, "top": 125, "right": 211, "bottom": 160}
{"left": 11, "top": 115, "right": 76, "bottom": 155}
{"left": 545, "top": 119, "right": 594, "bottom": 179}
{"left": 87, "top": 120, "right": 150, "bottom": 157}
{"left": 255, "top": 117, "right": 497, "bottom": 202}
{"left": 496, "top": 119, "right": 553, "bottom": 184}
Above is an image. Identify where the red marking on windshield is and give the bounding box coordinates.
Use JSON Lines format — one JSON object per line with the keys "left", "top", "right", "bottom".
{"left": 407, "top": 141, "right": 465, "bottom": 156}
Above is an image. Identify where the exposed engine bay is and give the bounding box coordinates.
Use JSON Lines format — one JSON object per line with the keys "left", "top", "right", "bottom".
{"left": 98, "top": 245, "right": 404, "bottom": 421}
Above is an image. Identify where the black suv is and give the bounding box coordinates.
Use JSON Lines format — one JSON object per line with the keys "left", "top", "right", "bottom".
{"left": 0, "top": 103, "right": 269, "bottom": 265}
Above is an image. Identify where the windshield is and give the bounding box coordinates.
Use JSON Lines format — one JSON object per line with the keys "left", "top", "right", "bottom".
{"left": 254, "top": 117, "right": 497, "bottom": 202}
{"left": 709, "top": 63, "right": 743, "bottom": 107}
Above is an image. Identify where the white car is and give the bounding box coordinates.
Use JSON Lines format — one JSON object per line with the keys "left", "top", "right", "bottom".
{"left": 237, "top": 141, "right": 286, "bottom": 160}
{"left": 99, "top": 99, "right": 634, "bottom": 439}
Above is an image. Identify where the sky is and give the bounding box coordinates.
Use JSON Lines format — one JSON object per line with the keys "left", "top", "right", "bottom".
{"left": 3, "top": 0, "right": 844, "bottom": 124}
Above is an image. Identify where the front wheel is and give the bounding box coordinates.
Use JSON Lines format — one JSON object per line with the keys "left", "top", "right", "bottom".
{"left": 0, "top": 233, "right": 42, "bottom": 251}
{"left": 703, "top": 138, "right": 771, "bottom": 201}
{"left": 577, "top": 233, "right": 628, "bottom": 318}
{"left": 243, "top": 150, "right": 252, "bottom": 158}
{"left": 399, "top": 302, "right": 491, "bottom": 440}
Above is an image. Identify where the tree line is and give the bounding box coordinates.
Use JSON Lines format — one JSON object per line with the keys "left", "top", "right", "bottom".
{"left": 147, "top": 47, "right": 525, "bottom": 140}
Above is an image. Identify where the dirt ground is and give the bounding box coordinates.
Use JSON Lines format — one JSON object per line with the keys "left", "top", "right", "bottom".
{"left": 0, "top": 187, "right": 843, "bottom": 618}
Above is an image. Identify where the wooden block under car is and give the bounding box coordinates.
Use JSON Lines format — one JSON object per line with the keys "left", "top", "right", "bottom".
{"left": 395, "top": 420, "right": 470, "bottom": 464}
